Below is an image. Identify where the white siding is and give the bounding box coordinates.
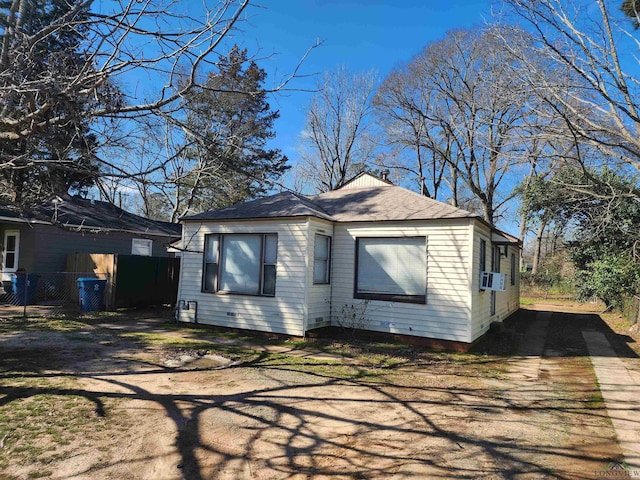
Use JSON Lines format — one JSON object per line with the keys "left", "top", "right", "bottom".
{"left": 306, "top": 219, "right": 333, "bottom": 330}
{"left": 469, "top": 224, "right": 521, "bottom": 342}
{"left": 341, "top": 174, "right": 391, "bottom": 189}
{"left": 331, "top": 220, "right": 473, "bottom": 343}
{"left": 177, "top": 219, "right": 309, "bottom": 336}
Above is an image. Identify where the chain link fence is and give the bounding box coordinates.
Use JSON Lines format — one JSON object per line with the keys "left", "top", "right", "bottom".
{"left": 625, "top": 294, "right": 640, "bottom": 326}
{"left": 0, "top": 271, "right": 110, "bottom": 316}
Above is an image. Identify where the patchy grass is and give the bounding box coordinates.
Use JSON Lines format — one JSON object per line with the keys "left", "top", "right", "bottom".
{"left": 0, "top": 315, "right": 90, "bottom": 334}
{"left": 0, "top": 373, "right": 113, "bottom": 474}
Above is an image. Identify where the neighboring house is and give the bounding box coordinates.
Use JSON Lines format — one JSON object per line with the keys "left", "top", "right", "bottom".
{"left": 177, "top": 173, "right": 520, "bottom": 349}
{"left": 0, "top": 193, "right": 181, "bottom": 283}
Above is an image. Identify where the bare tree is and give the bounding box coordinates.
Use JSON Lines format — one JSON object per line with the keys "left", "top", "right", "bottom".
{"left": 297, "top": 66, "right": 378, "bottom": 192}
{"left": 0, "top": 0, "right": 312, "bottom": 207}
{"left": 375, "top": 27, "right": 537, "bottom": 224}
{"left": 374, "top": 67, "right": 447, "bottom": 199}
{"left": 505, "top": 0, "right": 640, "bottom": 176}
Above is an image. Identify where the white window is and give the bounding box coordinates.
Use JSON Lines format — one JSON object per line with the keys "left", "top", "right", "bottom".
{"left": 355, "top": 237, "right": 427, "bottom": 304}
{"left": 313, "top": 234, "right": 331, "bottom": 284}
{"left": 2, "top": 230, "right": 19, "bottom": 280}
{"left": 203, "top": 233, "right": 277, "bottom": 296}
{"left": 131, "top": 238, "right": 153, "bottom": 256}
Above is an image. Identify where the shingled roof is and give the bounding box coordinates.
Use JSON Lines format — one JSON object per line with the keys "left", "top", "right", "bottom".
{"left": 182, "top": 185, "right": 475, "bottom": 223}
{"left": 1, "top": 194, "right": 181, "bottom": 237}
{"left": 312, "top": 186, "right": 473, "bottom": 222}
{"left": 184, "top": 191, "right": 334, "bottom": 221}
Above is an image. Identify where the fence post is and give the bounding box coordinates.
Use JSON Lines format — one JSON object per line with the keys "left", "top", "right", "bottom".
{"left": 22, "top": 269, "right": 28, "bottom": 319}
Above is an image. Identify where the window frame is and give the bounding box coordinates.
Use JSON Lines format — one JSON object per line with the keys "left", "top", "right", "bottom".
{"left": 510, "top": 251, "right": 516, "bottom": 286}
{"left": 2, "top": 230, "right": 20, "bottom": 276}
{"left": 201, "top": 233, "right": 277, "bottom": 297}
{"left": 131, "top": 238, "right": 153, "bottom": 256}
{"left": 354, "top": 236, "right": 427, "bottom": 305}
{"left": 312, "top": 234, "right": 331, "bottom": 285}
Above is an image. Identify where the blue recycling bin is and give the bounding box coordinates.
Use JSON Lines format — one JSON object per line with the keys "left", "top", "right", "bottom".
{"left": 11, "top": 274, "right": 39, "bottom": 306}
{"left": 77, "top": 278, "right": 107, "bottom": 312}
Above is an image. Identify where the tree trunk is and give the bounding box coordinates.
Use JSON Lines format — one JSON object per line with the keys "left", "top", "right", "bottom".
{"left": 519, "top": 214, "right": 527, "bottom": 271}
{"left": 532, "top": 222, "right": 546, "bottom": 275}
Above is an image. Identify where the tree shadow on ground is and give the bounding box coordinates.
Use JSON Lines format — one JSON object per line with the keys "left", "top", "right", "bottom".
{"left": 0, "top": 305, "right": 627, "bottom": 480}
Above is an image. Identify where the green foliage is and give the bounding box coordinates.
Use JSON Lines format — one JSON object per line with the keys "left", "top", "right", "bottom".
{"left": 179, "top": 46, "right": 289, "bottom": 212}
{"left": 622, "top": 0, "right": 640, "bottom": 28}
{"left": 520, "top": 165, "right": 640, "bottom": 308}
{"left": 574, "top": 254, "right": 640, "bottom": 309}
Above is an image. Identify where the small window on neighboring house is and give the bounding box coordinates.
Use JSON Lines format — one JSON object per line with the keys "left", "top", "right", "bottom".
{"left": 313, "top": 234, "right": 331, "bottom": 284}
{"left": 511, "top": 252, "right": 516, "bottom": 286}
{"left": 2, "top": 230, "right": 19, "bottom": 277}
{"left": 355, "top": 237, "right": 427, "bottom": 304}
{"left": 132, "top": 238, "right": 153, "bottom": 256}
{"left": 203, "top": 233, "right": 277, "bottom": 296}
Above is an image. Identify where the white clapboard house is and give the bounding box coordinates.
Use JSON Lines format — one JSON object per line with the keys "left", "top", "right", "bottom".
{"left": 176, "top": 173, "right": 520, "bottom": 349}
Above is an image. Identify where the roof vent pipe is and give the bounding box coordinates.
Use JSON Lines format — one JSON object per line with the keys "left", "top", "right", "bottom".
{"left": 381, "top": 169, "right": 390, "bottom": 182}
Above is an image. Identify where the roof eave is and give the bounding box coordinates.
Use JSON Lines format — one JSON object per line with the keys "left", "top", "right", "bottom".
{"left": 0, "top": 215, "right": 50, "bottom": 225}
{"left": 180, "top": 214, "right": 334, "bottom": 223}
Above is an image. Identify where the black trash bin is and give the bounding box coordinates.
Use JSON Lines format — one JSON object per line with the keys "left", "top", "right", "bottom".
{"left": 12, "top": 273, "right": 39, "bottom": 306}
{"left": 77, "top": 278, "right": 107, "bottom": 312}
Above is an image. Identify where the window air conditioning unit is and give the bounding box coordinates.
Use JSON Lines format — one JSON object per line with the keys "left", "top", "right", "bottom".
{"left": 480, "top": 272, "right": 507, "bottom": 292}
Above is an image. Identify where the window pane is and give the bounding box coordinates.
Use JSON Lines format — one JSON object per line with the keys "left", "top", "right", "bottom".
{"left": 264, "top": 234, "right": 277, "bottom": 264}
{"left": 5, "top": 252, "right": 15, "bottom": 269}
{"left": 358, "top": 238, "right": 426, "bottom": 296}
{"left": 313, "top": 235, "right": 330, "bottom": 284}
{"left": 313, "top": 260, "right": 328, "bottom": 283}
{"left": 204, "top": 263, "right": 217, "bottom": 292}
{"left": 132, "top": 239, "right": 152, "bottom": 256}
{"left": 262, "top": 264, "right": 276, "bottom": 295}
{"left": 205, "top": 235, "right": 219, "bottom": 263}
{"left": 315, "top": 235, "right": 328, "bottom": 258}
{"left": 219, "top": 235, "right": 261, "bottom": 293}
{"left": 6, "top": 235, "right": 16, "bottom": 251}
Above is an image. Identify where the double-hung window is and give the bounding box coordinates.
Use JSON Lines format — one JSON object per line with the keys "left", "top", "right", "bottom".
{"left": 313, "top": 234, "right": 331, "bottom": 284}
{"left": 202, "top": 233, "right": 277, "bottom": 296}
{"left": 355, "top": 237, "right": 427, "bottom": 304}
{"left": 2, "top": 230, "right": 19, "bottom": 281}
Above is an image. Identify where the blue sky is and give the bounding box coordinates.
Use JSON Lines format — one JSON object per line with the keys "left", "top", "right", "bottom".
{"left": 231, "top": 1, "right": 497, "bottom": 163}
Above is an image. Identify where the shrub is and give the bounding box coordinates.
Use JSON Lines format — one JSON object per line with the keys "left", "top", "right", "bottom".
{"left": 574, "top": 254, "right": 640, "bottom": 309}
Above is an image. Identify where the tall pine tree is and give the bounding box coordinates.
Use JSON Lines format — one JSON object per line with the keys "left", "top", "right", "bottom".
{"left": 174, "top": 46, "right": 289, "bottom": 214}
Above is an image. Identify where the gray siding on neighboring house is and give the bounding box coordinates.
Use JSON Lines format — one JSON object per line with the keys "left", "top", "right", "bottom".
{"left": 330, "top": 219, "right": 473, "bottom": 343}
{"left": 1, "top": 223, "right": 175, "bottom": 277}
{"left": 177, "top": 218, "right": 309, "bottom": 336}
{"left": 32, "top": 224, "right": 174, "bottom": 273}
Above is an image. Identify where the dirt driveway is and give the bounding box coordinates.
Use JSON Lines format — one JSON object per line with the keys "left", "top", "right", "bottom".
{"left": 0, "top": 302, "right": 634, "bottom": 479}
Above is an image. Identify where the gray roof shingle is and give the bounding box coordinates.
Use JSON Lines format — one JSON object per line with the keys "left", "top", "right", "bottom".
{"left": 182, "top": 191, "right": 334, "bottom": 221}
{"left": 311, "top": 186, "right": 473, "bottom": 222}
{"left": 182, "top": 186, "right": 475, "bottom": 223}
{"left": 1, "top": 194, "right": 181, "bottom": 237}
